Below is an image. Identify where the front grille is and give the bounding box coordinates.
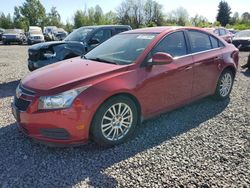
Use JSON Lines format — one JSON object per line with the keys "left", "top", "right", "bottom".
{"left": 20, "top": 85, "right": 35, "bottom": 96}
{"left": 14, "top": 85, "right": 35, "bottom": 111}
{"left": 28, "top": 50, "right": 43, "bottom": 61}
{"left": 40, "top": 128, "right": 70, "bottom": 140}
{"left": 14, "top": 96, "right": 31, "bottom": 111}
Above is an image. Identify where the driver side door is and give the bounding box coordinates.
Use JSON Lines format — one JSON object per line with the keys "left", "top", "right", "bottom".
{"left": 138, "top": 31, "right": 194, "bottom": 116}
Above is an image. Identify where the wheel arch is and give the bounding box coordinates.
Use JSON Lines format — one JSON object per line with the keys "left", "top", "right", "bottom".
{"left": 89, "top": 92, "right": 142, "bottom": 135}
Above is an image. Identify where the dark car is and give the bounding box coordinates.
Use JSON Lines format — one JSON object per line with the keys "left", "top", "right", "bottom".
{"left": 205, "top": 27, "right": 233, "bottom": 43}
{"left": 2, "top": 29, "right": 26, "bottom": 45}
{"left": 232, "top": 29, "right": 250, "bottom": 49}
{"left": 0, "top": 28, "right": 5, "bottom": 41}
{"left": 13, "top": 27, "right": 239, "bottom": 147}
{"left": 56, "top": 31, "right": 68, "bottom": 41}
{"left": 27, "top": 25, "right": 132, "bottom": 71}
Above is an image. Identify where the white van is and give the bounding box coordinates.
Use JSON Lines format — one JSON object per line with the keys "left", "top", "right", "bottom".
{"left": 28, "top": 26, "right": 44, "bottom": 45}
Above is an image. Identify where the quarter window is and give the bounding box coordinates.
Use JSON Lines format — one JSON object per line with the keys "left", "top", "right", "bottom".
{"left": 152, "top": 31, "right": 187, "bottom": 57}
{"left": 210, "top": 36, "right": 219, "bottom": 48}
{"left": 188, "top": 31, "right": 212, "bottom": 53}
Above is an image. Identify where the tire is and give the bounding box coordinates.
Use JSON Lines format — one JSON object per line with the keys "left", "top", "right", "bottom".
{"left": 214, "top": 69, "right": 234, "bottom": 100}
{"left": 90, "top": 96, "right": 138, "bottom": 147}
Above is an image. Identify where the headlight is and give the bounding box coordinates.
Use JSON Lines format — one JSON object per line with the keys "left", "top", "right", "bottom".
{"left": 38, "top": 86, "right": 91, "bottom": 110}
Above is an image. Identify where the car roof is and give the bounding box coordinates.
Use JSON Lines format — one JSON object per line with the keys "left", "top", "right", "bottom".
{"left": 124, "top": 26, "right": 208, "bottom": 34}
{"left": 79, "top": 25, "right": 131, "bottom": 29}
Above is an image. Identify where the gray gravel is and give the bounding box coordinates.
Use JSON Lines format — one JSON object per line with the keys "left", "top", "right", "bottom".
{"left": 0, "top": 45, "right": 249, "bottom": 187}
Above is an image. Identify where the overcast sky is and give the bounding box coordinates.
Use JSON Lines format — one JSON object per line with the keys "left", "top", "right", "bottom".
{"left": 1, "top": 0, "right": 249, "bottom": 23}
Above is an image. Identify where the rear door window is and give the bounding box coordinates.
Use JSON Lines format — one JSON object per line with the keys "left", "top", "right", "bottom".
{"left": 210, "top": 36, "right": 219, "bottom": 48}
{"left": 188, "top": 31, "right": 212, "bottom": 53}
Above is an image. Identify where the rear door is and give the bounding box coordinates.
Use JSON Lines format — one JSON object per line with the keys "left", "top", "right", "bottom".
{"left": 187, "top": 30, "right": 224, "bottom": 98}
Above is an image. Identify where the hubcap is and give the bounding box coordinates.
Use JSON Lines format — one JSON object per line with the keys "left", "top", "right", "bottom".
{"left": 219, "top": 73, "right": 232, "bottom": 97}
{"left": 101, "top": 103, "right": 133, "bottom": 141}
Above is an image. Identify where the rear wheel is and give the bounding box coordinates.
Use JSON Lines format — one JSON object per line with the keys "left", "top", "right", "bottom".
{"left": 91, "top": 96, "right": 138, "bottom": 147}
{"left": 214, "top": 70, "right": 234, "bottom": 100}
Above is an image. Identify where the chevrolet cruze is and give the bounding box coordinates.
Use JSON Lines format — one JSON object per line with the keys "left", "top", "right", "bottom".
{"left": 12, "top": 27, "right": 239, "bottom": 146}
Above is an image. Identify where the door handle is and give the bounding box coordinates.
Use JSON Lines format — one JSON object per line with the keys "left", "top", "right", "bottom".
{"left": 184, "top": 66, "right": 192, "bottom": 71}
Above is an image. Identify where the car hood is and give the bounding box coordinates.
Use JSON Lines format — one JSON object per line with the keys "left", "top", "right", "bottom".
{"left": 22, "top": 57, "right": 128, "bottom": 95}
{"left": 29, "top": 34, "right": 44, "bottom": 37}
{"left": 29, "top": 40, "right": 85, "bottom": 51}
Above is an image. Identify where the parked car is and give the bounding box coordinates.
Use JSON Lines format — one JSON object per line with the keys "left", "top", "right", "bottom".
{"left": 12, "top": 26, "right": 239, "bottom": 147}
{"left": 43, "top": 26, "right": 58, "bottom": 41}
{"left": 0, "top": 28, "right": 5, "bottom": 41}
{"left": 55, "top": 28, "right": 68, "bottom": 41}
{"left": 205, "top": 27, "right": 233, "bottom": 43}
{"left": 2, "top": 29, "right": 26, "bottom": 45}
{"left": 27, "top": 30, "right": 45, "bottom": 45}
{"left": 27, "top": 25, "right": 132, "bottom": 71}
{"left": 232, "top": 29, "right": 250, "bottom": 49}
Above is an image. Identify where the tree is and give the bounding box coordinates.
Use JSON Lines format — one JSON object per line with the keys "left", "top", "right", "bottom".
{"left": 73, "top": 10, "right": 88, "bottom": 28}
{"left": 241, "top": 12, "right": 250, "bottom": 22}
{"left": 116, "top": 0, "right": 145, "bottom": 28}
{"left": 216, "top": 1, "right": 231, "bottom": 27}
{"left": 46, "top": 7, "right": 62, "bottom": 27}
{"left": 94, "top": 5, "right": 103, "bottom": 24}
{"left": 0, "top": 13, "right": 14, "bottom": 29}
{"left": 191, "top": 14, "right": 210, "bottom": 27}
{"left": 167, "top": 7, "right": 189, "bottom": 26}
{"left": 144, "top": 0, "right": 164, "bottom": 26}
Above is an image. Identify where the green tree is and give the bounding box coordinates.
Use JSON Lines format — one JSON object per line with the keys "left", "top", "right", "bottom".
{"left": 19, "top": 0, "right": 46, "bottom": 28}
{"left": 46, "top": 7, "right": 62, "bottom": 27}
{"left": 0, "top": 13, "right": 14, "bottom": 29}
{"left": 74, "top": 10, "right": 88, "bottom": 28}
{"left": 94, "top": 5, "right": 103, "bottom": 24}
{"left": 216, "top": 1, "right": 231, "bottom": 27}
{"left": 144, "top": 0, "right": 164, "bottom": 26}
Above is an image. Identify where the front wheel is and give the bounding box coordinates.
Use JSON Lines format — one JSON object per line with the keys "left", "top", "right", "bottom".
{"left": 214, "top": 70, "right": 234, "bottom": 100}
{"left": 91, "top": 96, "right": 138, "bottom": 147}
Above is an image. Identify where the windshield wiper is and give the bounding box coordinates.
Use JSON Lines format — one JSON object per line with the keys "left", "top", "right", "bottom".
{"left": 87, "top": 57, "right": 117, "bottom": 65}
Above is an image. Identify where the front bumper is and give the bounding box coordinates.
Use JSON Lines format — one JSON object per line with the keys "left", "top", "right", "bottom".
{"left": 12, "top": 96, "right": 92, "bottom": 146}
{"left": 232, "top": 40, "right": 250, "bottom": 48}
{"left": 28, "top": 39, "right": 45, "bottom": 44}
{"left": 28, "top": 58, "right": 58, "bottom": 70}
{"left": 3, "top": 38, "right": 23, "bottom": 43}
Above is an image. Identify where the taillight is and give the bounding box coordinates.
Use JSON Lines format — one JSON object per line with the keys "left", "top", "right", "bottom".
{"left": 231, "top": 50, "right": 239, "bottom": 68}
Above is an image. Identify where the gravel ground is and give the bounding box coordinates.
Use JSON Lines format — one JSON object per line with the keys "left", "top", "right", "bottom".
{"left": 0, "top": 45, "right": 249, "bottom": 187}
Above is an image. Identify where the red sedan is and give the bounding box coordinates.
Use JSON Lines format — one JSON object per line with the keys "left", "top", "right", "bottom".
{"left": 12, "top": 27, "right": 239, "bottom": 147}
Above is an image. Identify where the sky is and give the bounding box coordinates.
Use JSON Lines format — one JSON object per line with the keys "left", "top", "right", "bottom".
{"left": 0, "top": 0, "right": 249, "bottom": 24}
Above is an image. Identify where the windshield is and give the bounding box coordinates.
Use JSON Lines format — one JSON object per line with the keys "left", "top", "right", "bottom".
{"left": 64, "top": 28, "right": 93, "bottom": 42}
{"left": 30, "top": 30, "right": 42, "bottom": 35}
{"left": 235, "top": 30, "right": 250, "bottom": 38}
{"left": 4, "top": 29, "right": 18, "bottom": 34}
{"left": 84, "top": 33, "right": 157, "bottom": 65}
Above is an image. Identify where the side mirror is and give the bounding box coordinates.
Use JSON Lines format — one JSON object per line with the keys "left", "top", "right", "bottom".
{"left": 151, "top": 52, "right": 174, "bottom": 65}
{"left": 88, "top": 38, "right": 100, "bottom": 45}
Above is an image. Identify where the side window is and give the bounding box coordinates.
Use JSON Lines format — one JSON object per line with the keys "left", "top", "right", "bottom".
{"left": 220, "top": 29, "right": 226, "bottom": 36}
{"left": 152, "top": 31, "right": 187, "bottom": 57}
{"left": 115, "top": 28, "right": 128, "bottom": 34}
{"left": 91, "top": 29, "right": 112, "bottom": 43}
{"left": 188, "top": 31, "right": 212, "bottom": 53}
{"left": 214, "top": 29, "right": 219, "bottom": 35}
{"left": 210, "top": 36, "right": 219, "bottom": 48}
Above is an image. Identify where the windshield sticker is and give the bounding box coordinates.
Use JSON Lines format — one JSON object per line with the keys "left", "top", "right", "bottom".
{"left": 137, "top": 35, "right": 155, "bottom": 40}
